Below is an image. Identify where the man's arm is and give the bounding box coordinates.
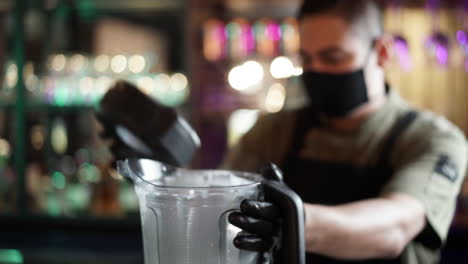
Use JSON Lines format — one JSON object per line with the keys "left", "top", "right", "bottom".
{"left": 304, "top": 192, "right": 426, "bottom": 260}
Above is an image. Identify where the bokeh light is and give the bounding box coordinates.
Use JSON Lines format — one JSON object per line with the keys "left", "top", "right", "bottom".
{"left": 293, "top": 66, "right": 303, "bottom": 76}
{"left": 265, "top": 83, "right": 286, "bottom": 113}
{"left": 5, "top": 63, "right": 18, "bottom": 88}
{"left": 51, "top": 119, "right": 68, "bottom": 155}
{"left": 270, "top": 56, "right": 295, "bottom": 79}
{"left": 69, "top": 54, "right": 86, "bottom": 72}
{"left": 393, "top": 35, "right": 413, "bottom": 72}
{"left": 94, "top": 55, "right": 110, "bottom": 72}
{"left": 51, "top": 171, "right": 66, "bottom": 189}
{"left": 170, "top": 73, "right": 188, "bottom": 92}
{"left": 128, "top": 55, "right": 146, "bottom": 73}
{"left": 79, "top": 76, "right": 95, "bottom": 97}
{"left": 51, "top": 54, "right": 66, "bottom": 72}
{"left": 78, "top": 163, "right": 101, "bottom": 183}
{"left": 154, "top": 73, "right": 171, "bottom": 95}
{"left": 0, "top": 138, "right": 11, "bottom": 158}
{"left": 457, "top": 30, "right": 468, "bottom": 47}
{"left": 228, "top": 61, "right": 264, "bottom": 92}
{"left": 137, "top": 76, "right": 155, "bottom": 95}
{"left": 425, "top": 32, "right": 450, "bottom": 67}
{"left": 228, "top": 109, "right": 259, "bottom": 147}
{"left": 95, "top": 76, "right": 113, "bottom": 97}
{"left": 203, "top": 19, "right": 226, "bottom": 61}
{"left": 110, "top": 55, "right": 127, "bottom": 73}
{"left": 31, "top": 125, "right": 45, "bottom": 151}
{"left": 228, "top": 65, "right": 247, "bottom": 91}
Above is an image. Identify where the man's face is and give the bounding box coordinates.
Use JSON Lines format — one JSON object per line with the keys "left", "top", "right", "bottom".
{"left": 299, "top": 14, "right": 372, "bottom": 73}
{"left": 299, "top": 14, "right": 387, "bottom": 103}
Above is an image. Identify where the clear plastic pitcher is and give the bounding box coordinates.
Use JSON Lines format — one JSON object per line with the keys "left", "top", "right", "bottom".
{"left": 118, "top": 158, "right": 263, "bottom": 264}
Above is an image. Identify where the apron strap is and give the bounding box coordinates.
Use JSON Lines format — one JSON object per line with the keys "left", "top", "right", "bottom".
{"left": 375, "top": 110, "right": 418, "bottom": 168}
{"left": 284, "top": 107, "right": 321, "bottom": 165}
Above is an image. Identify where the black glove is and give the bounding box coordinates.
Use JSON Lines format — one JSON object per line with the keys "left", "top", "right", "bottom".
{"left": 229, "top": 199, "right": 280, "bottom": 251}
{"left": 228, "top": 164, "right": 285, "bottom": 262}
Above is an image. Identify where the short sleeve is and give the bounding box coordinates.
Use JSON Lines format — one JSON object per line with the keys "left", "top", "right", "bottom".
{"left": 220, "top": 114, "right": 274, "bottom": 173}
{"left": 381, "top": 120, "right": 468, "bottom": 248}
{"left": 220, "top": 111, "right": 296, "bottom": 173}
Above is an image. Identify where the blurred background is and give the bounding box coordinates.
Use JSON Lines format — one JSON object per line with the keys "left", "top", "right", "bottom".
{"left": 0, "top": 0, "right": 467, "bottom": 263}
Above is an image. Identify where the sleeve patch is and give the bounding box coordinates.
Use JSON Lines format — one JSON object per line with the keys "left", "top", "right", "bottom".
{"left": 434, "top": 155, "right": 458, "bottom": 182}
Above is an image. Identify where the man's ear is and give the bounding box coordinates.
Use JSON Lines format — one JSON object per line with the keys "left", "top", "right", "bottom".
{"left": 375, "top": 34, "right": 394, "bottom": 68}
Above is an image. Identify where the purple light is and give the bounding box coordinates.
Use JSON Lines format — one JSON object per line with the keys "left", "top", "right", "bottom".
{"left": 241, "top": 24, "right": 256, "bottom": 55}
{"left": 426, "top": 0, "right": 439, "bottom": 10}
{"left": 388, "top": 0, "right": 402, "bottom": 9}
{"left": 393, "top": 35, "right": 412, "bottom": 72}
{"left": 46, "top": 88, "right": 55, "bottom": 104}
{"left": 216, "top": 24, "right": 227, "bottom": 42}
{"left": 266, "top": 22, "right": 281, "bottom": 41}
{"left": 457, "top": 30, "right": 468, "bottom": 46}
{"left": 435, "top": 46, "right": 449, "bottom": 66}
{"left": 425, "top": 32, "right": 450, "bottom": 67}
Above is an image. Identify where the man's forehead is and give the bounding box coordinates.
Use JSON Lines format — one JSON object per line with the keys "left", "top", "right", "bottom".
{"left": 299, "top": 15, "right": 365, "bottom": 54}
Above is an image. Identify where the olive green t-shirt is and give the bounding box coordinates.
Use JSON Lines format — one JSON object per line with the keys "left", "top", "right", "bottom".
{"left": 221, "top": 90, "right": 468, "bottom": 264}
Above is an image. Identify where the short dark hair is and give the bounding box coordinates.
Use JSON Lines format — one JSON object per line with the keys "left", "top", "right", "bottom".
{"left": 297, "top": 0, "right": 384, "bottom": 42}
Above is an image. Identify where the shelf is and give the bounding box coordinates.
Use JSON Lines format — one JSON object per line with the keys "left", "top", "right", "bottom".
{"left": 79, "top": 0, "right": 185, "bottom": 12}
{"left": 0, "top": 100, "right": 97, "bottom": 112}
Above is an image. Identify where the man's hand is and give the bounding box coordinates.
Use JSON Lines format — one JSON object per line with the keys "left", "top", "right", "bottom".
{"left": 228, "top": 163, "right": 286, "bottom": 255}
{"left": 228, "top": 199, "right": 280, "bottom": 252}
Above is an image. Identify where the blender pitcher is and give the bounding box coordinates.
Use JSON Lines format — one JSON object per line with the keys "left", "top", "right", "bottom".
{"left": 118, "top": 158, "right": 305, "bottom": 264}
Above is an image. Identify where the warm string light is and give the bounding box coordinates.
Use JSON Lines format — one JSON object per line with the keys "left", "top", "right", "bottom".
{"left": 51, "top": 54, "right": 66, "bottom": 72}
{"left": 94, "top": 55, "right": 110, "bottom": 73}
{"left": 227, "top": 109, "right": 259, "bottom": 147}
{"left": 128, "top": 55, "right": 146, "bottom": 73}
{"left": 69, "top": 54, "right": 87, "bottom": 73}
{"left": 228, "top": 60, "right": 264, "bottom": 93}
{"left": 203, "top": 19, "right": 227, "bottom": 61}
{"left": 227, "top": 56, "right": 301, "bottom": 92}
{"left": 110, "top": 55, "right": 127, "bottom": 73}
{"left": 205, "top": 12, "right": 468, "bottom": 72}
{"left": 1, "top": 53, "right": 190, "bottom": 107}
{"left": 270, "top": 56, "right": 295, "bottom": 79}
{"left": 265, "top": 83, "right": 286, "bottom": 113}
{"left": 204, "top": 18, "right": 300, "bottom": 61}
{"left": 0, "top": 138, "right": 11, "bottom": 158}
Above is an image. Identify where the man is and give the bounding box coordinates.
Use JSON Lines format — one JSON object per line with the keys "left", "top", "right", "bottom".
{"left": 222, "top": 1, "right": 468, "bottom": 263}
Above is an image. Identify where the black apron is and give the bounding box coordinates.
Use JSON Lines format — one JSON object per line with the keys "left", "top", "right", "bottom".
{"left": 282, "top": 108, "right": 418, "bottom": 264}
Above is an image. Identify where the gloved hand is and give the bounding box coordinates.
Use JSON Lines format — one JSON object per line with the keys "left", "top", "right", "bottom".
{"left": 228, "top": 164, "right": 284, "bottom": 261}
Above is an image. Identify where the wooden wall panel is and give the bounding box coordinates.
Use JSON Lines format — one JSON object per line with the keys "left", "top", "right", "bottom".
{"left": 384, "top": 8, "right": 468, "bottom": 135}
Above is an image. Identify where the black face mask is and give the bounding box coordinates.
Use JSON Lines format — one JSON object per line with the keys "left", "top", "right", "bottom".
{"left": 302, "top": 48, "right": 374, "bottom": 118}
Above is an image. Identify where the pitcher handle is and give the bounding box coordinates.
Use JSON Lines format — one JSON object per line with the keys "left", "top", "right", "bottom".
{"left": 261, "top": 163, "right": 305, "bottom": 264}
